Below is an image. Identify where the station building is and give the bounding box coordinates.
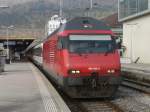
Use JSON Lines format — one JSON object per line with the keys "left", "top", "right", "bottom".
{"left": 118, "top": 0, "right": 150, "bottom": 63}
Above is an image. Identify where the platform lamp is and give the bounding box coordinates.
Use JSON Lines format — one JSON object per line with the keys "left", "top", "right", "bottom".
{"left": 0, "top": 5, "right": 10, "bottom": 63}
{"left": 86, "top": 0, "right": 93, "bottom": 17}
{"left": 6, "top": 25, "right": 14, "bottom": 64}
{"left": 86, "top": 0, "right": 98, "bottom": 17}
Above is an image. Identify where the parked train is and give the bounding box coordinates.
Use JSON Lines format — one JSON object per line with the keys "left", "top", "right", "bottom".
{"left": 26, "top": 17, "right": 122, "bottom": 98}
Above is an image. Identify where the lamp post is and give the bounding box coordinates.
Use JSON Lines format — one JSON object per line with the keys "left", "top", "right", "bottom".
{"left": 86, "top": 0, "right": 99, "bottom": 17}
{"left": 59, "top": 0, "right": 63, "bottom": 17}
{"left": 0, "top": 5, "right": 10, "bottom": 63}
{"left": 6, "top": 25, "right": 14, "bottom": 64}
{"left": 90, "top": 0, "right": 93, "bottom": 10}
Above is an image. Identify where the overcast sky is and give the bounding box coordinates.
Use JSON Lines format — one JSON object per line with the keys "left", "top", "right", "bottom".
{"left": 0, "top": 0, "right": 117, "bottom": 6}
{"left": 0, "top": 0, "right": 36, "bottom": 6}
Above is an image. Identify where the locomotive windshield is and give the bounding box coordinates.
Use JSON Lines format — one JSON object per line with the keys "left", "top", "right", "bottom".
{"left": 68, "top": 35, "right": 116, "bottom": 53}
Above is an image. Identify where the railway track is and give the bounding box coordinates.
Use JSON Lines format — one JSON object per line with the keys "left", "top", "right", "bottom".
{"left": 78, "top": 101, "right": 123, "bottom": 112}
{"left": 112, "top": 86, "right": 150, "bottom": 112}
{"left": 64, "top": 85, "right": 150, "bottom": 112}
{"left": 65, "top": 99, "right": 124, "bottom": 112}
{"left": 65, "top": 78, "right": 150, "bottom": 112}
{"left": 121, "top": 78, "right": 150, "bottom": 94}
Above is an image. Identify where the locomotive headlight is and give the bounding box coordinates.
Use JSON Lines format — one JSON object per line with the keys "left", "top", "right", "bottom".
{"left": 69, "top": 70, "right": 80, "bottom": 74}
{"left": 71, "top": 70, "right": 76, "bottom": 74}
{"left": 107, "top": 70, "right": 111, "bottom": 73}
{"left": 76, "top": 70, "right": 80, "bottom": 74}
{"left": 111, "top": 69, "right": 115, "bottom": 73}
{"left": 107, "top": 69, "right": 115, "bottom": 73}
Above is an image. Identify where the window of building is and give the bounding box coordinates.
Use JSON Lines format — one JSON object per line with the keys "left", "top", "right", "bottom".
{"left": 119, "top": 0, "right": 149, "bottom": 20}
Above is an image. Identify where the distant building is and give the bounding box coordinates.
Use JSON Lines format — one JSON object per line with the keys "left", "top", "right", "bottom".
{"left": 119, "top": 0, "right": 150, "bottom": 64}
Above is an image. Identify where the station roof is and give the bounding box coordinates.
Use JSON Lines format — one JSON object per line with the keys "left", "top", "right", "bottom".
{"left": 0, "top": 36, "right": 35, "bottom": 40}
{"left": 0, "top": 28, "right": 44, "bottom": 40}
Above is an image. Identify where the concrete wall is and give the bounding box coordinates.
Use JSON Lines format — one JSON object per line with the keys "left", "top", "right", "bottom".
{"left": 123, "top": 14, "right": 150, "bottom": 64}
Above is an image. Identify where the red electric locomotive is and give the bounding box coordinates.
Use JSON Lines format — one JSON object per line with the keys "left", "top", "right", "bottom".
{"left": 42, "top": 17, "right": 121, "bottom": 98}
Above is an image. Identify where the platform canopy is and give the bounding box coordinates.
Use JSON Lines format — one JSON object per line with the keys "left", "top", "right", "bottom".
{"left": 0, "top": 35, "right": 35, "bottom": 40}
{"left": 0, "top": 28, "right": 44, "bottom": 40}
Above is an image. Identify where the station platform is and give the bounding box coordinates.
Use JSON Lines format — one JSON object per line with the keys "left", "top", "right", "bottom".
{"left": 122, "top": 63, "right": 150, "bottom": 72}
{"left": 0, "top": 63, "right": 71, "bottom": 112}
{"left": 121, "top": 63, "right": 150, "bottom": 83}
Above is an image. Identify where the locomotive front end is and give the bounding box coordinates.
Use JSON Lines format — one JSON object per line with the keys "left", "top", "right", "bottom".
{"left": 43, "top": 17, "right": 122, "bottom": 98}
{"left": 63, "top": 34, "right": 121, "bottom": 98}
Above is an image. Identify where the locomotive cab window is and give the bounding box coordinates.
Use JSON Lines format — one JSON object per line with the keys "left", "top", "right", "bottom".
{"left": 57, "top": 37, "right": 68, "bottom": 50}
{"left": 57, "top": 38, "right": 63, "bottom": 49}
{"left": 68, "top": 35, "right": 116, "bottom": 54}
